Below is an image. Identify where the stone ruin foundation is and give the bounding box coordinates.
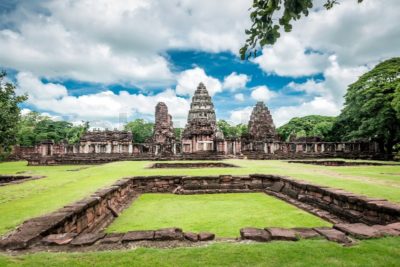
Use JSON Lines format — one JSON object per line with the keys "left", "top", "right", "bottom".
{"left": 149, "top": 162, "right": 238, "bottom": 169}
{"left": 1, "top": 174, "right": 400, "bottom": 252}
{"left": 0, "top": 175, "right": 45, "bottom": 186}
{"left": 288, "top": 160, "right": 400, "bottom": 166}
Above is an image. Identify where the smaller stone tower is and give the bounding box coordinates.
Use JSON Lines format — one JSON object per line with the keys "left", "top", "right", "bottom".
{"left": 248, "top": 101, "right": 277, "bottom": 141}
{"left": 153, "top": 102, "right": 174, "bottom": 144}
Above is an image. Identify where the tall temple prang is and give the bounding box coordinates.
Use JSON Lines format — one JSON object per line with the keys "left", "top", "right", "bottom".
{"left": 182, "top": 82, "right": 224, "bottom": 153}
{"left": 248, "top": 101, "right": 278, "bottom": 141}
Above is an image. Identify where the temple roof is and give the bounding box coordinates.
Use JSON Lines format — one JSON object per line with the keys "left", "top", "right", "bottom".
{"left": 183, "top": 82, "right": 218, "bottom": 138}
{"left": 248, "top": 101, "right": 278, "bottom": 141}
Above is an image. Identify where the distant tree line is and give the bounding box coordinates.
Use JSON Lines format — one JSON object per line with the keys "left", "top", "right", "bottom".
{"left": 17, "top": 111, "right": 89, "bottom": 147}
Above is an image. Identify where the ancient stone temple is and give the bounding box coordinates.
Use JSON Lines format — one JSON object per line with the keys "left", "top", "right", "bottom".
{"left": 79, "top": 130, "right": 133, "bottom": 153}
{"left": 152, "top": 102, "right": 175, "bottom": 155}
{"left": 248, "top": 101, "right": 278, "bottom": 141}
{"left": 181, "top": 82, "right": 224, "bottom": 153}
{"left": 153, "top": 102, "right": 174, "bottom": 144}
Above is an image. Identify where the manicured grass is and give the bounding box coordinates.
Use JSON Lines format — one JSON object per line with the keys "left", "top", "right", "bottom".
{"left": 0, "top": 159, "right": 399, "bottom": 236}
{"left": 0, "top": 160, "right": 400, "bottom": 266}
{"left": 1, "top": 237, "right": 400, "bottom": 266}
{"left": 106, "top": 193, "right": 330, "bottom": 236}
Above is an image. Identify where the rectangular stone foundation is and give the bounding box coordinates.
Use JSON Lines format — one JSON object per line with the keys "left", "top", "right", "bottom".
{"left": 1, "top": 174, "right": 399, "bottom": 250}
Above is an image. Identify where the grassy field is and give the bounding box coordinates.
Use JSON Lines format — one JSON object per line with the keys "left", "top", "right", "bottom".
{"left": 0, "top": 159, "right": 399, "bottom": 266}
{"left": 106, "top": 193, "right": 330, "bottom": 236}
{"left": 1, "top": 238, "right": 400, "bottom": 267}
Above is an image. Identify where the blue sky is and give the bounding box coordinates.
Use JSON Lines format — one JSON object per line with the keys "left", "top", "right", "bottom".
{"left": 0, "top": 0, "right": 399, "bottom": 129}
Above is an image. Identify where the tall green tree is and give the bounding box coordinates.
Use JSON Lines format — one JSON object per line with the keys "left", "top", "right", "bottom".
{"left": 333, "top": 57, "right": 400, "bottom": 156}
{"left": 241, "top": 0, "right": 363, "bottom": 59}
{"left": 217, "top": 120, "right": 248, "bottom": 138}
{"left": 277, "top": 115, "right": 335, "bottom": 141}
{"left": 17, "top": 111, "right": 89, "bottom": 146}
{"left": 124, "top": 119, "right": 154, "bottom": 143}
{"left": 0, "top": 72, "right": 27, "bottom": 156}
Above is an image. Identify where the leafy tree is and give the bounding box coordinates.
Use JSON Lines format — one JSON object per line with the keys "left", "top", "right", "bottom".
{"left": 124, "top": 119, "right": 154, "bottom": 143}
{"left": 241, "top": 0, "right": 363, "bottom": 59}
{"left": 0, "top": 72, "right": 27, "bottom": 156}
{"left": 17, "top": 111, "right": 89, "bottom": 146}
{"left": 217, "top": 120, "right": 248, "bottom": 138}
{"left": 174, "top": 128, "right": 182, "bottom": 140}
{"left": 277, "top": 115, "right": 335, "bottom": 141}
{"left": 333, "top": 57, "right": 400, "bottom": 156}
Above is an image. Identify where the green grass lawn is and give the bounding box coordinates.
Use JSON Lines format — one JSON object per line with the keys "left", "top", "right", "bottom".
{"left": 0, "top": 159, "right": 399, "bottom": 236}
{"left": 106, "top": 193, "right": 330, "bottom": 237}
{"left": 1, "top": 238, "right": 400, "bottom": 267}
{"left": 0, "top": 159, "right": 400, "bottom": 266}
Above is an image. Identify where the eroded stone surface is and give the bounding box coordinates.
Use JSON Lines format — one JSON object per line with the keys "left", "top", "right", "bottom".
{"left": 184, "top": 232, "right": 198, "bottom": 242}
{"left": 314, "top": 227, "right": 352, "bottom": 244}
{"left": 100, "top": 233, "right": 124, "bottom": 244}
{"left": 372, "top": 225, "right": 400, "bottom": 236}
{"left": 198, "top": 232, "right": 215, "bottom": 241}
{"left": 154, "top": 228, "right": 184, "bottom": 241}
{"left": 333, "top": 223, "right": 382, "bottom": 239}
{"left": 240, "top": 228, "right": 271, "bottom": 242}
{"left": 70, "top": 233, "right": 106, "bottom": 246}
{"left": 42, "top": 233, "right": 77, "bottom": 245}
{"left": 292, "top": 228, "right": 321, "bottom": 239}
{"left": 122, "top": 231, "right": 155, "bottom": 242}
{"left": 265, "top": 228, "right": 298, "bottom": 241}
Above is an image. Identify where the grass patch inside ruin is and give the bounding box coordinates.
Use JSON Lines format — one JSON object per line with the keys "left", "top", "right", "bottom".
{"left": 106, "top": 193, "right": 331, "bottom": 237}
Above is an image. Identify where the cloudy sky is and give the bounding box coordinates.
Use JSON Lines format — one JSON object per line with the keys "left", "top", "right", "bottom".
{"left": 1, "top": 0, "right": 399, "bottom": 129}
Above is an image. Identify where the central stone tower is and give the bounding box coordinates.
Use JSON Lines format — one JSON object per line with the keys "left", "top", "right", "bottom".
{"left": 182, "top": 82, "right": 223, "bottom": 153}
{"left": 248, "top": 101, "right": 277, "bottom": 141}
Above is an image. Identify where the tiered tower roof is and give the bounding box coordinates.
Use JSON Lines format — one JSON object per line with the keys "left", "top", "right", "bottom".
{"left": 182, "top": 82, "right": 218, "bottom": 137}
{"left": 248, "top": 101, "right": 277, "bottom": 141}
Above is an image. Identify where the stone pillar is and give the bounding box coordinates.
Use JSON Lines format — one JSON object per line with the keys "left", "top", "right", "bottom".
{"left": 128, "top": 144, "right": 133, "bottom": 154}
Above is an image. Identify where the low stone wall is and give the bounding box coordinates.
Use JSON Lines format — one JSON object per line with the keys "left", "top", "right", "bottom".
{"left": 287, "top": 160, "right": 399, "bottom": 166}
{"left": 1, "top": 174, "right": 400, "bottom": 250}
{"left": 252, "top": 174, "right": 400, "bottom": 225}
{"left": 0, "top": 175, "right": 44, "bottom": 186}
{"left": 149, "top": 162, "right": 238, "bottom": 168}
{"left": 242, "top": 151, "right": 385, "bottom": 160}
{"left": 0, "top": 178, "right": 136, "bottom": 250}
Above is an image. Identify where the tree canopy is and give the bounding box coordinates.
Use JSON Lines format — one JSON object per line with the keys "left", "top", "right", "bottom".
{"left": 0, "top": 72, "right": 27, "bottom": 156}
{"left": 124, "top": 119, "right": 154, "bottom": 143}
{"left": 217, "top": 120, "right": 248, "bottom": 138}
{"left": 333, "top": 57, "right": 400, "bottom": 155}
{"left": 277, "top": 115, "right": 335, "bottom": 141}
{"left": 17, "top": 111, "right": 89, "bottom": 146}
{"left": 241, "top": 0, "right": 363, "bottom": 59}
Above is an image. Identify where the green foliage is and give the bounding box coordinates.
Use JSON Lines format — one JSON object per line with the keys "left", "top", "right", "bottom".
{"left": 17, "top": 111, "right": 89, "bottom": 146}
{"left": 0, "top": 72, "right": 27, "bottom": 157}
{"left": 241, "top": 0, "right": 363, "bottom": 59}
{"left": 174, "top": 128, "right": 182, "bottom": 139}
{"left": 124, "top": 119, "right": 154, "bottom": 143}
{"left": 277, "top": 115, "right": 335, "bottom": 141}
{"left": 217, "top": 120, "right": 248, "bottom": 138}
{"left": 334, "top": 57, "right": 400, "bottom": 155}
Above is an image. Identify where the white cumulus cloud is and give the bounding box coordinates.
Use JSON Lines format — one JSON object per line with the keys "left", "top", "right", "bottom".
{"left": 250, "top": 85, "right": 276, "bottom": 102}
{"left": 175, "top": 67, "right": 222, "bottom": 96}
